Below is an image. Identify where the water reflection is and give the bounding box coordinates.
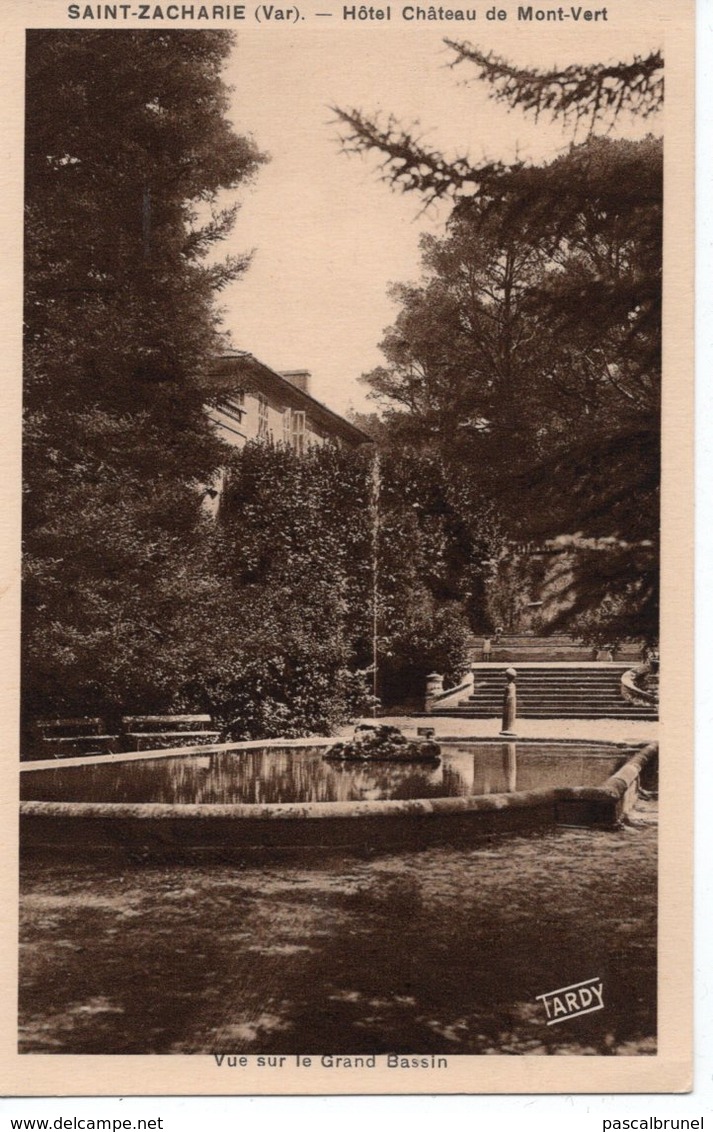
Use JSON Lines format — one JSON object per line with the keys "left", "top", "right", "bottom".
{"left": 505, "top": 742, "right": 517, "bottom": 792}
{"left": 21, "top": 743, "right": 627, "bottom": 806}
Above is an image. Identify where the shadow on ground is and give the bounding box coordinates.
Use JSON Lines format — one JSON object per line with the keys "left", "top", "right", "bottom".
{"left": 19, "top": 809, "right": 656, "bottom": 1055}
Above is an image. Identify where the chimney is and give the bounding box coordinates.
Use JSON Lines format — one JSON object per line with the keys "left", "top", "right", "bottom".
{"left": 280, "top": 369, "right": 311, "bottom": 396}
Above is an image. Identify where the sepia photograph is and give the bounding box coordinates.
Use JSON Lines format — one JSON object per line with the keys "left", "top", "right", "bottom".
{"left": 4, "top": 0, "right": 694, "bottom": 1096}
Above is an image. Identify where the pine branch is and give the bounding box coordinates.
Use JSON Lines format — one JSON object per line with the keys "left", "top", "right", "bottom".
{"left": 332, "top": 106, "right": 519, "bottom": 207}
{"left": 444, "top": 43, "right": 664, "bottom": 133}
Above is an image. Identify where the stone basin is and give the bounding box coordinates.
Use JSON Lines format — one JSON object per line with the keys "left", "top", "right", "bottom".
{"left": 19, "top": 737, "right": 657, "bottom": 857}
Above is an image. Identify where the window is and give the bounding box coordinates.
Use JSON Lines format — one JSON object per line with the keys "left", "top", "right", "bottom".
{"left": 291, "top": 410, "right": 306, "bottom": 455}
{"left": 221, "top": 391, "right": 245, "bottom": 424}
{"left": 282, "top": 408, "right": 291, "bottom": 445}
{"left": 257, "top": 393, "right": 269, "bottom": 439}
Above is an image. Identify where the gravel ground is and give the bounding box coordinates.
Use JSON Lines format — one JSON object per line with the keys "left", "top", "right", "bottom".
{"left": 19, "top": 800, "right": 657, "bottom": 1056}
{"left": 342, "top": 715, "right": 658, "bottom": 744}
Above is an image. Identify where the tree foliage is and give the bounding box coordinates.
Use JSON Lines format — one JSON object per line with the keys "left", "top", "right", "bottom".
{"left": 207, "top": 443, "right": 472, "bottom": 730}
{"left": 22, "top": 31, "right": 265, "bottom": 728}
{"left": 340, "top": 45, "right": 662, "bottom": 642}
{"left": 335, "top": 43, "right": 662, "bottom": 205}
{"left": 446, "top": 44, "right": 663, "bottom": 132}
{"left": 23, "top": 30, "right": 472, "bottom": 736}
{"left": 360, "top": 210, "right": 549, "bottom": 477}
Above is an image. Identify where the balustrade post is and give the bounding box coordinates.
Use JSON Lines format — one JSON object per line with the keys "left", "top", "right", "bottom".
{"left": 425, "top": 672, "right": 444, "bottom": 713}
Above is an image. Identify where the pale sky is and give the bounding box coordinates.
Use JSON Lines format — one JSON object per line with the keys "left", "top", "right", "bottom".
{"left": 216, "top": 17, "right": 664, "bottom": 416}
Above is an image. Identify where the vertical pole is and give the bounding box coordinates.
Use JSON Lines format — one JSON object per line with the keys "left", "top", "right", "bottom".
{"left": 371, "top": 452, "right": 380, "bottom": 717}
{"left": 142, "top": 185, "right": 152, "bottom": 259}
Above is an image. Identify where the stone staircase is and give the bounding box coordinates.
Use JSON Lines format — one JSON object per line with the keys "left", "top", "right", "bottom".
{"left": 468, "top": 633, "right": 642, "bottom": 664}
{"left": 437, "top": 664, "right": 658, "bottom": 720}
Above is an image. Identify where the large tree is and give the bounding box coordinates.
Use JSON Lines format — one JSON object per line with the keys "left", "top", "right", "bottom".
{"left": 360, "top": 208, "right": 552, "bottom": 478}
{"left": 337, "top": 46, "right": 662, "bottom": 643}
{"left": 23, "top": 31, "right": 265, "bottom": 727}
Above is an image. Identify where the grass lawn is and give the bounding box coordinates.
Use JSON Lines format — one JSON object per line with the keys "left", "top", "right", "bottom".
{"left": 19, "top": 804, "right": 656, "bottom": 1056}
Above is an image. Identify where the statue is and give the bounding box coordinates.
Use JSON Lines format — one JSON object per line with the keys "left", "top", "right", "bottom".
{"left": 500, "top": 667, "right": 517, "bottom": 737}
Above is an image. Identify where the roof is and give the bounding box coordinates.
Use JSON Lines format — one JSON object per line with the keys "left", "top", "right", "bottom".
{"left": 206, "top": 351, "right": 373, "bottom": 447}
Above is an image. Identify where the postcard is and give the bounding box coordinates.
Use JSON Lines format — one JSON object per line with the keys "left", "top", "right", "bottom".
{"left": 0, "top": 0, "right": 693, "bottom": 1097}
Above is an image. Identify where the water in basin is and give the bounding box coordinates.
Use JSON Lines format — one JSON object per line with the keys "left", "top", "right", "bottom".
{"left": 20, "top": 743, "right": 630, "bottom": 805}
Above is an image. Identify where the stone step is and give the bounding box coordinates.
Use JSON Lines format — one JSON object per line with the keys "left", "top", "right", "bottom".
{"left": 469, "top": 678, "right": 628, "bottom": 686}
{"left": 467, "top": 689, "right": 630, "bottom": 699}
{"left": 463, "top": 693, "right": 655, "bottom": 705}
{"left": 441, "top": 656, "right": 659, "bottom": 719}
{"left": 440, "top": 709, "right": 658, "bottom": 719}
{"left": 465, "top": 690, "right": 646, "bottom": 699}
{"left": 470, "top": 669, "right": 630, "bottom": 676}
{"left": 469, "top": 676, "right": 623, "bottom": 682}
{"left": 470, "top": 662, "right": 632, "bottom": 670}
{"left": 468, "top": 683, "right": 629, "bottom": 692}
{"left": 468, "top": 672, "right": 629, "bottom": 683}
{"left": 458, "top": 708, "right": 658, "bottom": 715}
{"left": 461, "top": 707, "right": 656, "bottom": 717}
{"left": 472, "top": 667, "right": 629, "bottom": 673}
{"left": 487, "top": 678, "right": 629, "bottom": 684}
{"left": 457, "top": 697, "right": 656, "bottom": 709}
{"left": 468, "top": 689, "right": 629, "bottom": 696}
{"left": 467, "top": 688, "right": 628, "bottom": 697}
{"left": 464, "top": 703, "right": 639, "bottom": 712}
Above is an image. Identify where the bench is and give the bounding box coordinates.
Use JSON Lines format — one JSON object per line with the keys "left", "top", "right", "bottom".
{"left": 121, "top": 715, "right": 221, "bottom": 752}
{"left": 32, "top": 719, "right": 119, "bottom": 760}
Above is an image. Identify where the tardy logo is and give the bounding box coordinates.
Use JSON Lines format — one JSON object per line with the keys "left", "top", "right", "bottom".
{"left": 537, "top": 976, "right": 604, "bottom": 1024}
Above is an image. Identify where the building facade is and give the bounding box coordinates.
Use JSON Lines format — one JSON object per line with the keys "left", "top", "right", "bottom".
{"left": 205, "top": 349, "right": 372, "bottom": 453}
